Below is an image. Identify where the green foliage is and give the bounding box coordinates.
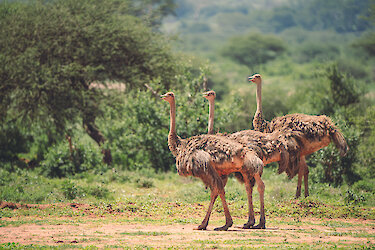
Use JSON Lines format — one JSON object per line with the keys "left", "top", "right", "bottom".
{"left": 221, "top": 32, "right": 286, "bottom": 70}
{"left": 344, "top": 189, "right": 366, "bottom": 205}
{"left": 326, "top": 66, "right": 361, "bottom": 108}
{"left": 0, "top": 167, "right": 111, "bottom": 202}
{"left": 293, "top": 0, "right": 371, "bottom": 33}
{"left": 100, "top": 64, "right": 241, "bottom": 171}
{"left": 101, "top": 90, "right": 173, "bottom": 171}
{"left": 0, "top": 123, "right": 30, "bottom": 163}
{"left": 61, "top": 179, "right": 82, "bottom": 200}
{"left": 353, "top": 107, "right": 375, "bottom": 180}
{"left": 302, "top": 66, "right": 369, "bottom": 186}
{"left": 352, "top": 32, "right": 375, "bottom": 57}
{"left": 0, "top": 0, "right": 178, "bottom": 157}
{"left": 40, "top": 139, "right": 104, "bottom": 178}
{"left": 296, "top": 42, "right": 340, "bottom": 63}
{"left": 308, "top": 117, "right": 361, "bottom": 186}
{"left": 0, "top": 168, "right": 58, "bottom": 203}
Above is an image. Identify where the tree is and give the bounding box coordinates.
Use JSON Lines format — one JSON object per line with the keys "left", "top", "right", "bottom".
{"left": 132, "top": 0, "right": 177, "bottom": 28}
{"left": 221, "top": 32, "right": 286, "bottom": 70}
{"left": 0, "top": 0, "right": 178, "bottom": 164}
{"left": 352, "top": 1, "right": 375, "bottom": 56}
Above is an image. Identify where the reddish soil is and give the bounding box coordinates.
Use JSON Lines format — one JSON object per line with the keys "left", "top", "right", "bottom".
{"left": 0, "top": 202, "right": 374, "bottom": 248}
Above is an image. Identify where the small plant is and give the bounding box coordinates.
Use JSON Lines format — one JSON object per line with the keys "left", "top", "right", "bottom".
{"left": 135, "top": 178, "right": 154, "bottom": 188}
{"left": 61, "top": 180, "right": 82, "bottom": 200}
{"left": 82, "top": 185, "right": 110, "bottom": 199}
{"left": 344, "top": 189, "right": 366, "bottom": 205}
{"left": 40, "top": 140, "right": 104, "bottom": 178}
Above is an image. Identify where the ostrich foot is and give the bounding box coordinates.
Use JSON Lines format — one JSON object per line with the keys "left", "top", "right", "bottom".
{"left": 194, "top": 224, "right": 207, "bottom": 230}
{"left": 242, "top": 221, "right": 255, "bottom": 229}
{"left": 295, "top": 190, "right": 301, "bottom": 199}
{"left": 214, "top": 222, "right": 233, "bottom": 231}
{"left": 250, "top": 223, "right": 266, "bottom": 229}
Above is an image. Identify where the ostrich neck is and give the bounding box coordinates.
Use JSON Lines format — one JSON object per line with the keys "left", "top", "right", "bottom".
{"left": 169, "top": 98, "right": 176, "bottom": 135}
{"left": 255, "top": 82, "right": 263, "bottom": 115}
{"left": 253, "top": 81, "right": 269, "bottom": 132}
{"left": 208, "top": 98, "right": 215, "bottom": 135}
{"left": 168, "top": 99, "right": 180, "bottom": 156}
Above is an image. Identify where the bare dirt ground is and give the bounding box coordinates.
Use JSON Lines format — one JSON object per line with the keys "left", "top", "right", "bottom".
{"left": 0, "top": 203, "right": 374, "bottom": 248}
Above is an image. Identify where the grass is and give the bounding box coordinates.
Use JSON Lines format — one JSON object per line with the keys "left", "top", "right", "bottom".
{"left": 0, "top": 167, "right": 374, "bottom": 248}
{"left": 1, "top": 167, "right": 374, "bottom": 220}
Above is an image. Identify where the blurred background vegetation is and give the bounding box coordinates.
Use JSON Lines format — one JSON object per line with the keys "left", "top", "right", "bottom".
{"left": 0, "top": 0, "right": 374, "bottom": 206}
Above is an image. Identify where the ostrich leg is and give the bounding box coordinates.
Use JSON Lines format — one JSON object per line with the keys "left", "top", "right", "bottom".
{"left": 214, "top": 187, "right": 233, "bottom": 231}
{"left": 295, "top": 156, "right": 309, "bottom": 198}
{"left": 253, "top": 173, "right": 266, "bottom": 229}
{"left": 296, "top": 161, "right": 304, "bottom": 198}
{"left": 242, "top": 174, "right": 256, "bottom": 229}
{"left": 195, "top": 173, "right": 232, "bottom": 231}
{"left": 302, "top": 157, "right": 309, "bottom": 198}
{"left": 195, "top": 186, "right": 218, "bottom": 230}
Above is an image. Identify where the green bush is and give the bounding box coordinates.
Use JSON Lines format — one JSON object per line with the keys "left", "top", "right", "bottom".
{"left": 61, "top": 180, "right": 82, "bottom": 200}
{"left": 40, "top": 140, "right": 104, "bottom": 178}
{"left": 296, "top": 42, "right": 340, "bottom": 63}
{"left": 0, "top": 123, "right": 30, "bottom": 164}
{"left": 101, "top": 65, "right": 241, "bottom": 171}
{"left": 221, "top": 32, "right": 286, "bottom": 70}
{"left": 0, "top": 168, "right": 60, "bottom": 203}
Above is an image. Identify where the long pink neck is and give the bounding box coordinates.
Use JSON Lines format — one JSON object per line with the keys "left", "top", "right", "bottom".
{"left": 253, "top": 80, "right": 268, "bottom": 132}
{"left": 255, "top": 81, "right": 262, "bottom": 115}
{"left": 169, "top": 98, "right": 176, "bottom": 135}
{"left": 207, "top": 98, "right": 215, "bottom": 134}
{"left": 168, "top": 98, "right": 180, "bottom": 156}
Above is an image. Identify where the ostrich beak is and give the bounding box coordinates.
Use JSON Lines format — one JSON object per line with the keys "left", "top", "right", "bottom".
{"left": 248, "top": 76, "right": 254, "bottom": 82}
{"left": 160, "top": 94, "right": 167, "bottom": 99}
{"left": 202, "top": 91, "right": 209, "bottom": 97}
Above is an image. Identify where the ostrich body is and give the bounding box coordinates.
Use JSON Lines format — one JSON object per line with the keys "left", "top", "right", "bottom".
{"left": 162, "top": 92, "right": 266, "bottom": 230}
{"left": 203, "top": 90, "right": 301, "bottom": 177}
{"left": 249, "top": 74, "right": 349, "bottom": 198}
{"left": 203, "top": 90, "right": 301, "bottom": 228}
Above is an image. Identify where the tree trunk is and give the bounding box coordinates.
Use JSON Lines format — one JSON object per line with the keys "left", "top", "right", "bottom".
{"left": 83, "top": 117, "right": 112, "bottom": 165}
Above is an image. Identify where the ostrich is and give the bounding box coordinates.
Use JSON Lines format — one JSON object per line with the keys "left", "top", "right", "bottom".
{"left": 203, "top": 90, "right": 302, "bottom": 228}
{"left": 203, "top": 90, "right": 216, "bottom": 135}
{"left": 161, "top": 92, "right": 266, "bottom": 230}
{"left": 249, "top": 74, "right": 349, "bottom": 198}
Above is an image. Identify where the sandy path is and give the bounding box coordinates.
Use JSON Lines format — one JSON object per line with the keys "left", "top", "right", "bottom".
{"left": 1, "top": 218, "right": 374, "bottom": 248}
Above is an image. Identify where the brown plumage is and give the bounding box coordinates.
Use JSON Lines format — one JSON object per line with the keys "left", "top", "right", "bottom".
{"left": 162, "top": 92, "right": 266, "bottom": 230}
{"left": 203, "top": 90, "right": 303, "bottom": 228}
{"left": 249, "top": 74, "right": 349, "bottom": 198}
{"left": 203, "top": 90, "right": 302, "bottom": 178}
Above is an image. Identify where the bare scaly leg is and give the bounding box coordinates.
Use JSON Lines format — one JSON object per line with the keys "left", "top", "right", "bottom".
{"left": 195, "top": 189, "right": 218, "bottom": 230}
{"left": 195, "top": 171, "right": 232, "bottom": 231}
{"left": 252, "top": 173, "right": 266, "bottom": 229}
{"left": 301, "top": 156, "right": 309, "bottom": 197}
{"left": 214, "top": 187, "right": 233, "bottom": 231}
{"left": 195, "top": 175, "right": 218, "bottom": 230}
{"left": 242, "top": 174, "right": 255, "bottom": 229}
{"left": 295, "top": 158, "right": 304, "bottom": 199}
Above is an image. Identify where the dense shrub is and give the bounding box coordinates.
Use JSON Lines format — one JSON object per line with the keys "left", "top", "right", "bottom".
{"left": 100, "top": 67, "right": 241, "bottom": 171}
{"left": 40, "top": 140, "right": 104, "bottom": 178}
{"left": 296, "top": 42, "right": 340, "bottom": 63}
{"left": 221, "top": 32, "right": 286, "bottom": 70}
{"left": 0, "top": 123, "right": 30, "bottom": 164}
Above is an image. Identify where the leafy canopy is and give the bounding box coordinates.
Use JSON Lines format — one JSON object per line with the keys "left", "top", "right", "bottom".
{"left": 221, "top": 32, "right": 286, "bottom": 70}
{"left": 0, "top": 0, "right": 178, "bottom": 132}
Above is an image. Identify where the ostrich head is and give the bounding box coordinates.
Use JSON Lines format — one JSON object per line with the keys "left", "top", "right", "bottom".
{"left": 248, "top": 74, "right": 262, "bottom": 85}
{"left": 161, "top": 92, "right": 175, "bottom": 102}
{"left": 203, "top": 90, "right": 216, "bottom": 101}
